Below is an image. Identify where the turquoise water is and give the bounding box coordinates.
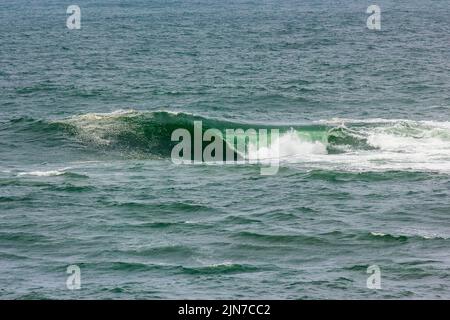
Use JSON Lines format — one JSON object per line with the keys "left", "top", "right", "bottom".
{"left": 1, "top": 0, "right": 450, "bottom": 299}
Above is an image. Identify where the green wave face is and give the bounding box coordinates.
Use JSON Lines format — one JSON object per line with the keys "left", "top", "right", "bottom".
{"left": 49, "top": 110, "right": 331, "bottom": 159}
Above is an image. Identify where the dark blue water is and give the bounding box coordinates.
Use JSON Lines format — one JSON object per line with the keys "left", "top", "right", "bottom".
{"left": 0, "top": 0, "right": 449, "bottom": 299}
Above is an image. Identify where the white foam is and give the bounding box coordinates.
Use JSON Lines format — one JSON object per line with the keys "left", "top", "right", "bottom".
{"left": 370, "top": 232, "right": 387, "bottom": 237}
{"left": 247, "top": 129, "right": 328, "bottom": 162}
{"left": 284, "top": 119, "right": 450, "bottom": 173}
{"left": 18, "top": 170, "right": 66, "bottom": 177}
{"left": 318, "top": 118, "right": 408, "bottom": 125}
{"left": 371, "top": 230, "right": 449, "bottom": 240}
{"left": 65, "top": 109, "right": 184, "bottom": 122}
{"left": 17, "top": 167, "right": 72, "bottom": 177}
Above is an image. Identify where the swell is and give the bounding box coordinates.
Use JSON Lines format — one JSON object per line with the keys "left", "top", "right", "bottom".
{"left": 81, "top": 261, "right": 263, "bottom": 275}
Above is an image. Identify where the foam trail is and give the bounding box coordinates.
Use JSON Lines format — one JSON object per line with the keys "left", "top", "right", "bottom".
{"left": 18, "top": 170, "right": 66, "bottom": 177}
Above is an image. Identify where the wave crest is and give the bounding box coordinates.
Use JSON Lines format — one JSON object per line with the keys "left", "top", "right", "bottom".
{"left": 8, "top": 110, "right": 450, "bottom": 173}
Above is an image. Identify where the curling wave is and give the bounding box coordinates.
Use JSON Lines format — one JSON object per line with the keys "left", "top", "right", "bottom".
{"left": 6, "top": 110, "right": 450, "bottom": 173}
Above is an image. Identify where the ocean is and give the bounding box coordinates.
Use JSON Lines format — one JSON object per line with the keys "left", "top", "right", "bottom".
{"left": 0, "top": 0, "right": 449, "bottom": 299}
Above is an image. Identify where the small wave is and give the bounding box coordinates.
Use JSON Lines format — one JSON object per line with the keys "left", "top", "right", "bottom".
{"left": 370, "top": 232, "right": 407, "bottom": 240}
{"left": 114, "top": 245, "right": 196, "bottom": 259}
{"left": 0, "top": 231, "right": 52, "bottom": 243}
{"left": 17, "top": 170, "right": 67, "bottom": 177}
{"left": 43, "top": 184, "right": 95, "bottom": 193}
{"left": 90, "top": 261, "right": 260, "bottom": 275}
{"left": 16, "top": 167, "right": 87, "bottom": 178}
{"left": 182, "top": 263, "right": 260, "bottom": 275}
{"left": 318, "top": 118, "right": 450, "bottom": 126}
{"left": 369, "top": 232, "right": 449, "bottom": 241}
{"left": 233, "top": 231, "right": 327, "bottom": 245}
{"left": 304, "top": 170, "right": 432, "bottom": 182}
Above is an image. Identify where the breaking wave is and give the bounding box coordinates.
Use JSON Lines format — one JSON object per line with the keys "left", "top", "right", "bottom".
{"left": 6, "top": 110, "right": 450, "bottom": 173}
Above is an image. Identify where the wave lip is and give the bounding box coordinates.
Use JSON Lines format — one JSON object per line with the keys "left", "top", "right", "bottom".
{"left": 17, "top": 169, "right": 69, "bottom": 177}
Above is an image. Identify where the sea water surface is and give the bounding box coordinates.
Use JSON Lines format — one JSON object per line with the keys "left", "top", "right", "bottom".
{"left": 1, "top": 0, "right": 450, "bottom": 299}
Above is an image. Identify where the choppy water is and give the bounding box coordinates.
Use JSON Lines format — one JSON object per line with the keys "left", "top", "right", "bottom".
{"left": 1, "top": 0, "right": 450, "bottom": 299}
